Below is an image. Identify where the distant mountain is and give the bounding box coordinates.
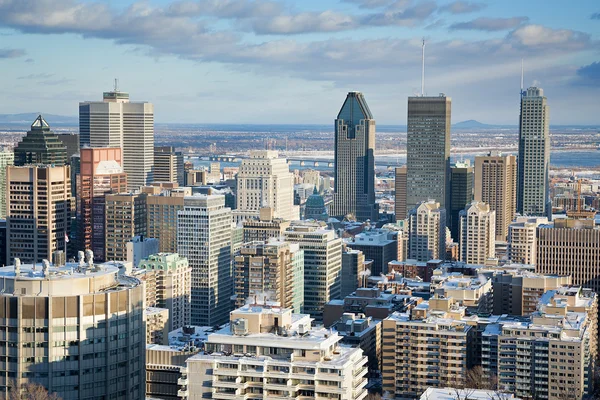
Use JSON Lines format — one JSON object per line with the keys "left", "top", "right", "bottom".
{"left": 0, "top": 113, "right": 78, "bottom": 125}
{"left": 452, "top": 120, "right": 516, "bottom": 129}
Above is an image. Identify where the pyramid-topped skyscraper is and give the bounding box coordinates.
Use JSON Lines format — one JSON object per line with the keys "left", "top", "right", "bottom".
{"left": 14, "top": 115, "right": 67, "bottom": 166}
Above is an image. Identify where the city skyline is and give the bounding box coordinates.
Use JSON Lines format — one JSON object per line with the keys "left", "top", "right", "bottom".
{"left": 1, "top": 0, "right": 599, "bottom": 125}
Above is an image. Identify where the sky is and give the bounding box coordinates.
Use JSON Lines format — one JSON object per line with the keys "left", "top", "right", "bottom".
{"left": 0, "top": 0, "right": 599, "bottom": 125}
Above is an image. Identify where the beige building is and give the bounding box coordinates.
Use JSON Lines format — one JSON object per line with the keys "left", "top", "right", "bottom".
{"left": 184, "top": 304, "right": 368, "bottom": 400}
{"left": 234, "top": 150, "right": 299, "bottom": 222}
{"left": 153, "top": 146, "right": 183, "bottom": 185}
{"left": 408, "top": 200, "right": 446, "bottom": 262}
{"left": 507, "top": 216, "right": 548, "bottom": 265}
{"left": 139, "top": 252, "right": 192, "bottom": 331}
{"left": 242, "top": 207, "right": 291, "bottom": 243}
{"left": 0, "top": 149, "right": 14, "bottom": 219}
{"left": 474, "top": 153, "right": 517, "bottom": 241}
{"left": 105, "top": 192, "right": 147, "bottom": 261}
{"left": 146, "top": 187, "right": 191, "bottom": 253}
{"left": 234, "top": 240, "right": 304, "bottom": 313}
{"left": 395, "top": 166, "right": 407, "bottom": 220}
{"left": 146, "top": 306, "right": 170, "bottom": 345}
{"left": 6, "top": 165, "right": 71, "bottom": 265}
{"left": 459, "top": 201, "right": 496, "bottom": 264}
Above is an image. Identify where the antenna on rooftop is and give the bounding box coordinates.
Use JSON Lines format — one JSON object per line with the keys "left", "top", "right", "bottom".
{"left": 520, "top": 59, "right": 524, "bottom": 97}
{"left": 114, "top": 78, "right": 119, "bottom": 92}
{"left": 421, "top": 39, "right": 426, "bottom": 97}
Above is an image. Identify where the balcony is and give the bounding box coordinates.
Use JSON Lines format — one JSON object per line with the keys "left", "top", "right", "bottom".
{"left": 178, "top": 377, "right": 188, "bottom": 386}
{"left": 177, "top": 388, "right": 189, "bottom": 398}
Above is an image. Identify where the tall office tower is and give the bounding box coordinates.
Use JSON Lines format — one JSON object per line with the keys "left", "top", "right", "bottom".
{"left": 242, "top": 207, "right": 291, "bottom": 242}
{"left": 459, "top": 201, "right": 496, "bottom": 264}
{"left": 13, "top": 115, "right": 67, "bottom": 166}
{"left": 154, "top": 146, "right": 184, "bottom": 185}
{"left": 139, "top": 253, "right": 192, "bottom": 331}
{"left": 185, "top": 304, "right": 368, "bottom": 400}
{"left": 507, "top": 216, "right": 548, "bottom": 264}
{"left": 537, "top": 216, "right": 600, "bottom": 293}
{"left": 394, "top": 166, "right": 407, "bottom": 220}
{"left": 0, "top": 149, "right": 14, "bottom": 218}
{"left": 79, "top": 87, "right": 154, "bottom": 191}
{"left": 331, "top": 91, "right": 378, "bottom": 222}
{"left": 6, "top": 165, "right": 70, "bottom": 265}
{"left": 146, "top": 187, "right": 190, "bottom": 253}
{"left": 177, "top": 195, "right": 232, "bottom": 326}
{"left": 234, "top": 241, "right": 304, "bottom": 313}
{"left": 77, "top": 147, "right": 127, "bottom": 261}
{"left": 0, "top": 258, "right": 146, "bottom": 399}
{"left": 56, "top": 133, "right": 80, "bottom": 158}
{"left": 104, "top": 193, "right": 147, "bottom": 261}
{"left": 449, "top": 160, "right": 474, "bottom": 241}
{"left": 341, "top": 247, "right": 366, "bottom": 298}
{"left": 284, "top": 221, "right": 342, "bottom": 322}
{"left": 408, "top": 200, "right": 446, "bottom": 262}
{"left": 475, "top": 153, "right": 517, "bottom": 241}
{"left": 234, "top": 150, "right": 298, "bottom": 222}
{"left": 406, "top": 94, "right": 451, "bottom": 214}
{"left": 517, "top": 87, "right": 550, "bottom": 217}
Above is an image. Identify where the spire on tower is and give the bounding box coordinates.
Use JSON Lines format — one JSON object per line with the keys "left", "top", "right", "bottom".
{"left": 520, "top": 59, "right": 524, "bottom": 97}
{"left": 421, "top": 39, "right": 426, "bottom": 97}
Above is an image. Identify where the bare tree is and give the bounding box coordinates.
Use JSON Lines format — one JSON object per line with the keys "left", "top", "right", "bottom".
{"left": 8, "top": 382, "right": 61, "bottom": 400}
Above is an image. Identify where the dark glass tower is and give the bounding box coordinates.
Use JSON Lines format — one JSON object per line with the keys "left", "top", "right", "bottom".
{"left": 14, "top": 115, "right": 67, "bottom": 166}
{"left": 331, "top": 92, "right": 378, "bottom": 222}
{"left": 449, "top": 161, "right": 474, "bottom": 242}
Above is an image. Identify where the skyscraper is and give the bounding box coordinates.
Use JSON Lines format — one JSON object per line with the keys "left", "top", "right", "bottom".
{"left": 449, "top": 160, "right": 474, "bottom": 242}
{"left": 13, "top": 115, "right": 67, "bottom": 166}
{"left": 406, "top": 95, "right": 451, "bottom": 213}
{"left": 77, "top": 147, "right": 127, "bottom": 261}
{"left": 177, "top": 195, "right": 232, "bottom": 326}
{"left": 104, "top": 193, "right": 147, "bottom": 261}
{"left": 154, "top": 146, "right": 184, "bottom": 185}
{"left": 234, "top": 150, "right": 299, "bottom": 222}
{"left": 408, "top": 200, "right": 446, "bottom": 262}
{"left": 459, "top": 201, "right": 496, "bottom": 264}
{"left": 331, "top": 91, "right": 378, "bottom": 222}
{"left": 6, "top": 165, "right": 71, "bottom": 264}
{"left": 517, "top": 87, "right": 550, "bottom": 217}
{"left": 0, "top": 149, "right": 14, "bottom": 218}
{"left": 394, "top": 166, "right": 407, "bottom": 221}
{"left": 79, "top": 87, "right": 154, "bottom": 191}
{"left": 475, "top": 153, "right": 517, "bottom": 241}
{"left": 146, "top": 187, "right": 190, "bottom": 253}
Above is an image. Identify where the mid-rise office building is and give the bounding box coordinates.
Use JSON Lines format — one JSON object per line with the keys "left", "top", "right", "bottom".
{"left": 517, "top": 87, "right": 550, "bottom": 217}
{"left": 475, "top": 153, "right": 517, "bottom": 240}
{"left": 459, "top": 201, "right": 496, "bottom": 265}
{"left": 341, "top": 247, "right": 366, "bottom": 298}
{"left": 344, "top": 228, "right": 397, "bottom": 276}
{"left": 79, "top": 87, "right": 154, "bottom": 191}
{"left": 284, "top": 221, "right": 342, "bottom": 321}
{"left": 154, "top": 146, "right": 184, "bottom": 185}
{"left": 234, "top": 150, "right": 298, "bottom": 222}
{"left": 331, "top": 91, "right": 378, "bottom": 222}
{"left": 77, "top": 147, "right": 127, "bottom": 261}
{"left": 507, "top": 216, "right": 548, "bottom": 264}
{"left": 146, "top": 186, "right": 190, "bottom": 253}
{"left": 394, "top": 166, "right": 407, "bottom": 220}
{"left": 0, "top": 149, "right": 14, "bottom": 219}
{"left": 406, "top": 95, "right": 451, "bottom": 214}
{"left": 242, "top": 207, "right": 291, "bottom": 243}
{"left": 146, "top": 307, "right": 170, "bottom": 345}
{"left": 139, "top": 253, "right": 192, "bottom": 331}
{"left": 6, "top": 165, "right": 70, "bottom": 265}
{"left": 13, "top": 115, "right": 67, "bottom": 167}
{"left": 126, "top": 236, "right": 159, "bottom": 268}
{"left": 449, "top": 160, "right": 473, "bottom": 242}
{"left": 104, "top": 193, "right": 147, "bottom": 262}
{"left": 234, "top": 240, "right": 304, "bottom": 313}
{"left": 0, "top": 255, "right": 146, "bottom": 399}
{"left": 185, "top": 304, "right": 369, "bottom": 400}
{"left": 408, "top": 200, "right": 446, "bottom": 262}
{"left": 177, "top": 195, "right": 232, "bottom": 326}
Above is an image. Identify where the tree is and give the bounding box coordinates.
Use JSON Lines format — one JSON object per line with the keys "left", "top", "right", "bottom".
{"left": 8, "top": 382, "right": 61, "bottom": 400}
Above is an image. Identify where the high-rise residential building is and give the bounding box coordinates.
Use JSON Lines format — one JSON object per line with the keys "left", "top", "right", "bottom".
{"left": 408, "top": 200, "right": 446, "bottom": 262}
{"left": 0, "top": 256, "right": 146, "bottom": 399}
{"left": 331, "top": 91, "right": 378, "bottom": 222}
{"left": 344, "top": 228, "right": 397, "bottom": 276}
{"left": 6, "top": 165, "right": 70, "bottom": 265}
{"left": 517, "top": 87, "right": 550, "bottom": 217}
{"left": 536, "top": 216, "right": 600, "bottom": 293}
{"left": 154, "top": 146, "right": 184, "bottom": 185}
{"left": 79, "top": 87, "right": 154, "bottom": 191}
{"left": 184, "top": 304, "right": 369, "bottom": 400}
{"left": 507, "top": 216, "right": 548, "bottom": 264}
{"left": 341, "top": 247, "right": 366, "bottom": 298}
{"left": 475, "top": 153, "right": 517, "bottom": 241}
{"left": 139, "top": 252, "right": 192, "bottom": 331}
{"left": 406, "top": 95, "right": 451, "bottom": 214}
{"left": 449, "top": 160, "right": 474, "bottom": 242}
{"left": 242, "top": 207, "right": 290, "bottom": 243}
{"left": 146, "top": 186, "right": 190, "bottom": 253}
{"left": 0, "top": 149, "right": 14, "bottom": 218}
{"left": 13, "top": 115, "right": 67, "bottom": 166}
{"left": 284, "top": 221, "right": 342, "bottom": 321}
{"left": 394, "top": 166, "right": 407, "bottom": 220}
{"left": 77, "top": 147, "right": 127, "bottom": 261}
{"left": 234, "top": 240, "right": 304, "bottom": 313}
{"left": 234, "top": 150, "right": 298, "bottom": 222}
{"left": 177, "top": 195, "right": 232, "bottom": 326}
{"left": 104, "top": 193, "right": 147, "bottom": 261}
{"left": 459, "top": 201, "right": 496, "bottom": 265}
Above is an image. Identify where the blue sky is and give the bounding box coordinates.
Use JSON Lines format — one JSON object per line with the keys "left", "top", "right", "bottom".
{"left": 1, "top": 0, "right": 599, "bottom": 124}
